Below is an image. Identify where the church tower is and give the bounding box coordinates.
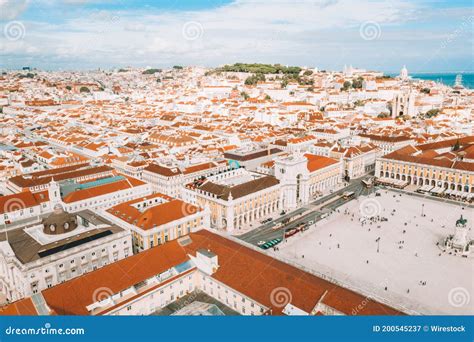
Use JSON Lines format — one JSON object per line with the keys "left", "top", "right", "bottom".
{"left": 400, "top": 65, "right": 408, "bottom": 80}
{"left": 48, "top": 179, "right": 62, "bottom": 207}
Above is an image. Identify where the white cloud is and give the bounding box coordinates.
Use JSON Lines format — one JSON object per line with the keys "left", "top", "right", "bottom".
{"left": 0, "top": 0, "right": 471, "bottom": 71}
{"left": 0, "top": 0, "right": 29, "bottom": 20}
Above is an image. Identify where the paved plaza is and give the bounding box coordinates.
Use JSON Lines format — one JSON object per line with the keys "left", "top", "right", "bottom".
{"left": 274, "top": 190, "right": 473, "bottom": 315}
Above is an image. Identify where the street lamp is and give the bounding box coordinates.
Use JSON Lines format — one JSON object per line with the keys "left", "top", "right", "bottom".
{"left": 376, "top": 237, "right": 380, "bottom": 253}
{"left": 421, "top": 203, "right": 424, "bottom": 217}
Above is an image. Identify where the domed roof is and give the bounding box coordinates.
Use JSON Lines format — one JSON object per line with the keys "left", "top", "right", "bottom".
{"left": 41, "top": 205, "right": 78, "bottom": 235}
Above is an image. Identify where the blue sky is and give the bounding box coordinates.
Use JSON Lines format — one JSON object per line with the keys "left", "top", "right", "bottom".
{"left": 0, "top": 0, "right": 472, "bottom": 72}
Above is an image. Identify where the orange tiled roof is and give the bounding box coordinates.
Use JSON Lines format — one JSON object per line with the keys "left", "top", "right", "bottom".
{"left": 304, "top": 154, "right": 339, "bottom": 172}
{"left": 107, "top": 194, "right": 201, "bottom": 230}
{"left": 63, "top": 176, "right": 146, "bottom": 203}
{"left": 31, "top": 230, "right": 402, "bottom": 316}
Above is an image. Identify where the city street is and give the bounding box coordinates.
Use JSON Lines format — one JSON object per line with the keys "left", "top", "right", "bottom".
{"left": 238, "top": 175, "right": 377, "bottom": 245}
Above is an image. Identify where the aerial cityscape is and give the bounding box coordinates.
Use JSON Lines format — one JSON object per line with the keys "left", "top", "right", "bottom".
{"left": 0, "top": 1, "right": 472, "bottom": 341}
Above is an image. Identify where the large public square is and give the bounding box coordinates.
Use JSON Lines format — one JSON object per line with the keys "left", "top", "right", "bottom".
{"left": 273, "top": 189, "right": 473, "bottom": 315}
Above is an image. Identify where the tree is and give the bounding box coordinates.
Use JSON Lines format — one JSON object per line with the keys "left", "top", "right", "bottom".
{"left": 244, "top": 73, "right": 265, "bottom": 85}
{"left": 452, "top": 140, "right": 461, "bottom": 151}
{"left": 142, "top": 68, "right": 162, "bottom": 75}
{"left": 215, "top": 63, "right": 301, "bottom": 75}
{"left": 240, "top": 91, "right": 250, "bottom": 100}
{"left": 65, "top": 86, "right": 72, "bottom": 91}
{"left": 79, "top": 86, "right": 90, "bottom": 93}
{"left": 173, "top": 65, "right": 183, "bottom": 70}
{"left": 265, "top": 94, "right": 271, "bottom": 101}
{"left": 342, "top": 81, "right": 351, "bottom": 91}
{"left": 425, "top": 109, "right": 440, "bottom": 118}
{"left": 303, "top": 70, "right": 313, "bottom": 76}
{"left": 352, "top": 76, "right": 364, "bottom": 89}
{"left": 421, "top": 88, "right": 430, "bottom": 94}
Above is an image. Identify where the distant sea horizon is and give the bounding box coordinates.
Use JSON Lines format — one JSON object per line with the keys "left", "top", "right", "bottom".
{"left": 386, "top": 72, "right": 474, "bottom": 89}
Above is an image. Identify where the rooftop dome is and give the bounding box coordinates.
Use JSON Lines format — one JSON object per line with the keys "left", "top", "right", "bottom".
{"left": 41, "top": 204, "right": 78, "bottom": 235}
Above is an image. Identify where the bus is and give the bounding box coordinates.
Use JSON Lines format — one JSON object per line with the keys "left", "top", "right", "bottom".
{"left": 342, "top": 191, "right": 355, "bottom": 200}
{"left": 284, "top": 228, "right": 298, "bottom": 238}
